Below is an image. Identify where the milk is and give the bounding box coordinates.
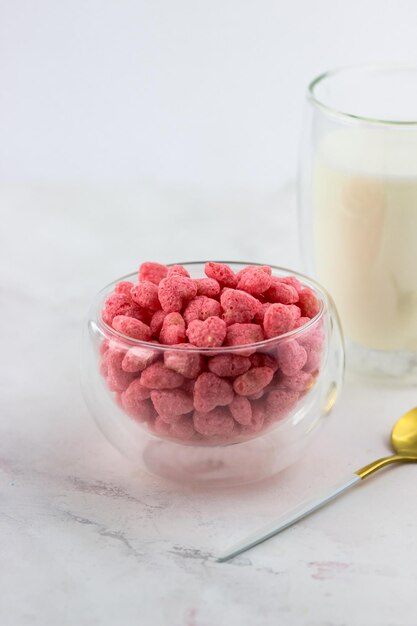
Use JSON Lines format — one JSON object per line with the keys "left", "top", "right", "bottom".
{"left": 313, "top": 128, "right": 417, "bottom": 351}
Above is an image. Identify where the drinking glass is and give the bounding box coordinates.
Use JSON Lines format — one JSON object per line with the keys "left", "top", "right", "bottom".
{"left": 298, "top": 65, "right": 417, "bottom": 384}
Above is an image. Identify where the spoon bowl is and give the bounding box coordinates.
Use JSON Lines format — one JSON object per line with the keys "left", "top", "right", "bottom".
{"left": 392, "top": 406, "right": 417, "bottom": 456}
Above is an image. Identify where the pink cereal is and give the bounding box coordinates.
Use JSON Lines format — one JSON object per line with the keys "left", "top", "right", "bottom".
{"left": 153, "top": 416, "right": 171, "bottom": 436}
{"left": 240, "top": 402, "right": 265, "bottom": 434}
{"left": 122, "top": 377, "right": 152, "bottom": 403}
{"left": 298, "top": 288, "right": 320, "bottom": 318}
{"left": 130, "top": 281, "right": 160, "bottom": 311}
{"left": 279, "top": 371, "right": 314, "bottom": 392}
{"left": 112, "top": 315, "right": 152, "bottom": 341}
{"left": 167, "top": 265, "right": 190, "bottom": 278}
{"left": 102, "top": 293, "right": 148, "bottom": 326}
{"left": 250, "top": 352, "right": 279, "bottom": 373}
{"left": 266, "top": 389, "right": 299, "bottom": 417}
{"left": 265, "top": 278, "right": 299, "bottom": 304}
{"left": 114, "top": 281, "right": 134, "bottom": 296}
{"left": 254, "top": 302, "right": 271, "bottom": 324}
{"left": 170, "top": 416, "right": 196, "bottom": 440}
{"left": 150, "top": 310, "right": 167, "bottom": 338}
{"left": 193, "top": 372, "right": 234, "bottom": 412}
{"left": 279, "top": 276, "right": 303, "bottom": 293}
{"left": 121, "top": 381, "right": 153, "bottom": 421}
{"left": 276, "top": 340, "right": 307, "bottom": 376}
{"left": 193, "top": 407, "right": 235, "bottom": 437}
{"left": 122, "top": 346, "right": 157, "bottom": 372}
{"left": 159, "top": 312, "right": 186, "bottom": 345}
{"left": 186, "top": 316, "right": 227, "bottom": 348}
{"left": 183, "top": 296, "right": 222, "bottom": 325}
{"left": 140, "top": 362, "right": 184, "bottom": 389}
{"left": 106, "top": 348, "right": 136, "bottom": 392}
{"left": 208, "top": 354, "right": 251, "bottom": 377}
{"left": 229, "top": 395, "right": 252, "bottom": 425}
{"left": 263, "top": 303, "right": 300, "bottom": 338}
{"left": 236, "top": 266, "right": 272, "bottom": 296}
{"left": 233, "top": 366, "right": 274, "bottom": 396}
{"left": 220, "top": 289, "right": 262, "bottom": 325}
{"left": 164, "top": 345, "right": 203, "bottom": 379}
{"left": 139, "top": 262, "right": 168, "bottom": 285}
{"left": 194, "top": 277, "right": 220, "bottom": 298}
{"left": 158, "top": 276, "right": 197, "bottom": 313}
{"left": 225, "top": 323, "right": 264, "bottom": 354}
{"left": 151, "top": 389, "right": 194, "bottom": 422}
{"left": 204, "top": 262, "right": 237, "bottom": 288}
{"left": 294, "top": 316, "right": 311, "bottom": 329}
{"left": 303, "top": 349, "right": 322, "bottom": 373}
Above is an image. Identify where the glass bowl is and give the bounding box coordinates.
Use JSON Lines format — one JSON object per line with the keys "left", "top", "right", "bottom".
{"left": 81, "top": 262, "right": 344, "bottom": 486}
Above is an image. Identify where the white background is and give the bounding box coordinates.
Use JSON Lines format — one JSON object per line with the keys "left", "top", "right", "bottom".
{"left": 1, "top": 0, "right": 417, "bottom": 189}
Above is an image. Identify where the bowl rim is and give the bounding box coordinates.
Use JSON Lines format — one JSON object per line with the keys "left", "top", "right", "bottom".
{"left": 91, "top": 261, "right": 327, "bottom": 353}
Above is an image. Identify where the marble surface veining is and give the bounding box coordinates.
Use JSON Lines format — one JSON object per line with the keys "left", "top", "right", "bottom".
{"left": 1, "top": 182, "right": 416, "bottom": 626}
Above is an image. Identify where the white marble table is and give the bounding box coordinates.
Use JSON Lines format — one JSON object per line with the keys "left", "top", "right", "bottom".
{"left": 2, "top": 183, "right": 416, "bottom": 626}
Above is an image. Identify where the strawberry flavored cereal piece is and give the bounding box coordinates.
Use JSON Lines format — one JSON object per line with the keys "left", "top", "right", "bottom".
{"left": 240, "top": 402, "right": 265, "bottom": 434}
{"left": 233, "top": 366, "right": 274, "bottom": 396}
{"left": 298, "top": 288, "right": 320, "bottom": 318}
{"left": 193, "top": 372, "right": 234, "bottom": 412}
{"left": 183, "top": 296, "right": 222, "bottom": 325}
{"left": 276, "top": 340, "right": 307, "bottom": 376}
{"left": 100, "top": 349, "right": 109, "bottom": 377}
{"left": 167, "top": 265, "right": 190, "bottom": 278}
{"left": 139, "top": 262, "right": 168, "bottom": 285}
{"left": 122, "top": 346, "right": 157, "bottom": 372}
{"left": 263, "top": 303, "right": 300, "bottom": 338}
{"left": 279, "top": 371, "right": 314, "bottom": 392}
{"left": 236, "top": 266, "right": 272, "bottom": 296}
{"left": 140, "top": 362, "right": 184, "bottom": 389}
{"left": 193, "top": 407, "right": 235, "bottom": 437}
{"left": 102, "top": 293, "right": 147, "bottom": 326}
{"left": 265, "top": 278, "right": 299, "bottom": 304}
{"left": 225, "top": 323, "right": 264, "bottom": 349}
{"left": 151, "top": 389, "right": 194, "bottom": 422}
{"left": 153, "top": 416, "right": 171, "bottom": 436}
{"left": 159, "top": 312, "right": 186, "bottom": 345}
{"left": 130, "top": 281, "right": 160, "bottom": 311}
{"left": 194, "top": 277, "right": 220, "bottom": 298}
{"left": 303, "top": 349, "right": 322, "bottom": 373}
{"left": 208, "top": 354, "right": 251, "bottom": 377}
{"left": 205, "top": 262, "right": 237, "bottom": 288}
{"left": 254, "top": 302, "right": 271, "bottom": 324}
{"left": 123, "top": 377, "right": 152, "bottom": 402}
{"left": 229, "top": 395, "right": 252, "bottom": 425}
{"left": 121, "top": 382, "right": 153, "bottom": 421}
{"left": 164, "top": 345, "right": 203, "bottom": 379}
{"left": 186, "top": 316, "right": 227, "bottom": 348}
{"left": 115, "top": 281, "right": 134, "bottom": 296}
{"left": 279, "top": 276, "right": 303, "bottom": 293}
{"left": 294, "top": 316, "right": 311, "bottom": 329}
{"left": 112, "top": 315, "right": 152, "bottom": 341}
{"left": 150, "top": 310, "right": 167, "bottom": 338}
{"left": 170, "top": 416, "right": 196, "bottom": 440}
{"left": 220, "top": 289, "right": 262, "bottom": 325}
{"left": 247, "top": 389, "right": 265, "bottom": 400}
{"left": 266, "top": 389, "right": 299, "bottom": 417}
{"left": 158, "top": 276, "right": 197, "bottom": 313}
{"left": 106, "top": 348, "right": 136, "bottom": 392}
{"left": 182, "top": 378, "right": 196, "bottom": 395}
{"left": 250, "top": 352, "right": 279, "bottom": 373}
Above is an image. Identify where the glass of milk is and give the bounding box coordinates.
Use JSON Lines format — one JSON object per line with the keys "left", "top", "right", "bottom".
{"left": 299, "top": 65, "right": 417, "bottom": 384}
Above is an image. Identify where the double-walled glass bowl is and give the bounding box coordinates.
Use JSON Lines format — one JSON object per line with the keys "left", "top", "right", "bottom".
{"left": 81, "top": 262, "right": 344, "bottom": 486}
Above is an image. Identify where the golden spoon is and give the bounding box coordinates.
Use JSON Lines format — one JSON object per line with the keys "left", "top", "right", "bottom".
{"left": 218, "top": 406, "right": 417, "bottom": 562}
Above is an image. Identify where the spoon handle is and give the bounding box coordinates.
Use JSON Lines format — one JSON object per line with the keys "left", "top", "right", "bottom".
{"left": 217, "top": 474, "right": 361, "bottom": 562}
